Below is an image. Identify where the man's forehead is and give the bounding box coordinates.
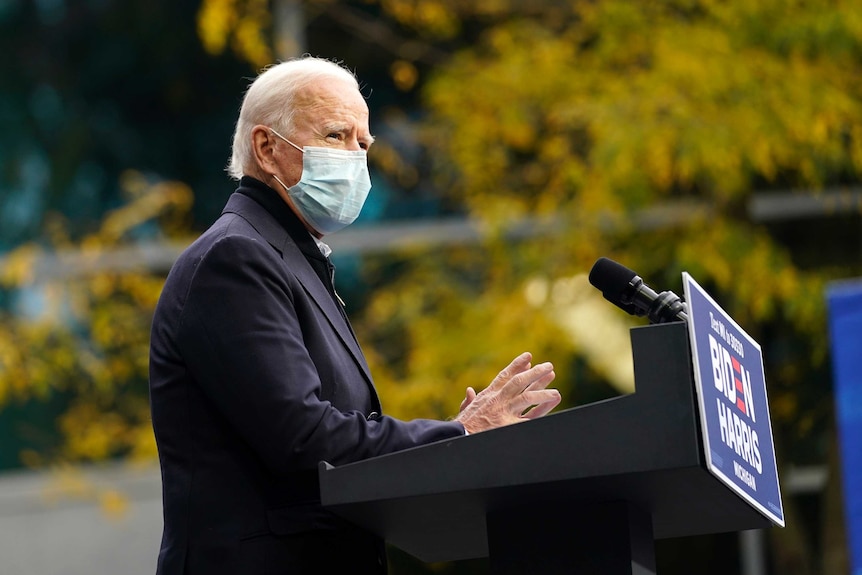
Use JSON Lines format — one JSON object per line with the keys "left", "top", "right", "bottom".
{"left": 296, "top": 76, "right": 367, "bottom": 112}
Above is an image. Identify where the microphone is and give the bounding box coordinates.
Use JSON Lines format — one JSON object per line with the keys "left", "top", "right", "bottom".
{"left": 588, "top": 257, "right": 688, "bottom": 324}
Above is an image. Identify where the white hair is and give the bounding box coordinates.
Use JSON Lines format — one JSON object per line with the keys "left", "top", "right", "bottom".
{"left": 226, "top": 57, "right": 360, "bottom": 180}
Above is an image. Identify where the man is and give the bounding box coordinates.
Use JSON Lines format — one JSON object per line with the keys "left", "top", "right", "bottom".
{"left": 149, "top": 56, "right": 560, "bottom": 575}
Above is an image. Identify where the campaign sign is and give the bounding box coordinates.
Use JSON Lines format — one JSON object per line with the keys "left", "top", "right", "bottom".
{"left": 683, "top": 273, "right": 785, "bottom": 526}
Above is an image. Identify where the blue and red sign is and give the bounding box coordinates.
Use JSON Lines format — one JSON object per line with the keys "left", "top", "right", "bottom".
{"left": 683, "top": 273, "right": 785, "bottom": 526}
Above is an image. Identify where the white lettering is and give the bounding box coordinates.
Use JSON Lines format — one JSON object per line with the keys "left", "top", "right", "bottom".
{"left": 710, "top": 334, "right": 724, "bottom": 393}
{"left": 732, "top": 411, "right": 744, "bottom": 456}
{"left": 717, "top": 397, "right": 764, "bottom": 473}
{"left": 725, "top": 332, "right": 744, "bottom": 357}
{"left": 752, "top": 430, "right": 762, "bottom": 474}
{"left": 734, "top": 460, "right": 757, "bottom": 490}
{"left": 711, "top": 331, "right": 763, "bottom": 475}
{"left": 741, "top": 366, "right": 755, "bottom": 423}
{"left": 721, "top": 346, "right": 736, "bottom": 404}
{"left": 717, "top": 398, "right": 729, "bottom": 445}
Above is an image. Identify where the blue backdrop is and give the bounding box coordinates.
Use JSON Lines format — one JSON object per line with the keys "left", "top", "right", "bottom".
{"left": 827, "top": 280, "right": 862, "bottom": 575}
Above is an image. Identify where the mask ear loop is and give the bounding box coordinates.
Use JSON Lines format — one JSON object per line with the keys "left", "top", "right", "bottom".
{"left": 269, "top": 128, "right": 304, "bottom": 153}
{"left": 272, "top": 174, "right": 290, "bottom": 191}
{"left": 268, "top": 127, "right": 303, "bottom": 192}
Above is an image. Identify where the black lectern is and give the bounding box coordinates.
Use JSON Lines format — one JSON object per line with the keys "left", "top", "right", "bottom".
{"left": 319, "top": 323, "right": 773, "bottom": 574}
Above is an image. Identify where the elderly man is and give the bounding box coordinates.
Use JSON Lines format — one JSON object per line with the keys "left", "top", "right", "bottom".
{"left": 149, "top": 56, "right": 560, "bottom": 575}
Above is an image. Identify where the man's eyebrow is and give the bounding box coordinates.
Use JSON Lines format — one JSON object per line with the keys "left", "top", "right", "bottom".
{"left": 321, "top": 122, "right": 349, "bottom": 134}
{"left": 321, "top": 122, "right": 375, "bottom": 145}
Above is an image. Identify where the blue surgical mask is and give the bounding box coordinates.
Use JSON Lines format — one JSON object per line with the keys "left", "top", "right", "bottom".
{"left": 269, "top": 129, "right": 372, "bottom": 235}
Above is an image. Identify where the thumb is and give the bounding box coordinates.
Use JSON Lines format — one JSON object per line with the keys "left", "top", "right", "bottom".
{"left": 459, "top": 386, "right": 477, "bottom": 412}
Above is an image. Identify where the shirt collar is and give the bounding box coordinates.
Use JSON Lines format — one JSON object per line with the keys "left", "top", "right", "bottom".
{"left": 314, "top": 236, "right": 332, "bottom": 258}
{"left": 236, "top": 176, "right": 327, "bottom": 262}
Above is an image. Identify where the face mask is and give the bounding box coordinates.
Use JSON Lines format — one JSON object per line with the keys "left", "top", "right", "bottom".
{"left": 269, "top": 129, "right": 372, "bottom": 235}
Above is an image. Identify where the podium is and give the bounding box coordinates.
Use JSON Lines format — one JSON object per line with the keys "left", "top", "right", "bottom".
{"left": 319, "top": 322, "right": 774, "bottom": 574}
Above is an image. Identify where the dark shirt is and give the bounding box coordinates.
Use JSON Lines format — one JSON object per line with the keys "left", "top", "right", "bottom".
{"left": 237, "top": 176, "right": 342, "bottom": 308}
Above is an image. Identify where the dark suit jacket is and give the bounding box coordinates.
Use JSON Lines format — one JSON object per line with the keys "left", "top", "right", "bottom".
{"left": 149, "top": 179, "right": 464, "bottom": 574}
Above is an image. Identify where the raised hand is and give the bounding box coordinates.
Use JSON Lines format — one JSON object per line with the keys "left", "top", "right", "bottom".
{"left": 455, "top": 352, "right": 560, "bottom": 435}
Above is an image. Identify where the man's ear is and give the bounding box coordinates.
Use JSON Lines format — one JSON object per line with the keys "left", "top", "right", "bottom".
{"left": 251, "top": 125, "right": 279, "bottom": 175}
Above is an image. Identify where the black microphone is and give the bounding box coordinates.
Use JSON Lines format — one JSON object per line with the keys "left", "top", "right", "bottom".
{"left": 588, "top": 257, "right": 688, "bottom": 324}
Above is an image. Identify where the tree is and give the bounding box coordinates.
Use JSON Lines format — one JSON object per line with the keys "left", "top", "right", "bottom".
{"left": 0, "top": 0, "right": 256, "bottom": 473}
{"left": 349, "top": 1, "right": 860, "bottom": 573}
{"left": 180, "top": 0, "right": 862, "bottom": 571}
{"left": 0, "top": 0, "right": 251, "bottom": 251}
{"left": 0, "top": 172, "right": 193, "bottom": 467}
{"left": 1, "top": 0, "right": 858, "bottom": 571}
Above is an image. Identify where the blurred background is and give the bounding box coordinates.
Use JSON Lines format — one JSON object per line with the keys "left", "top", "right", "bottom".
{"left": 0, "top": 0, "right": 860, "bottom": 573}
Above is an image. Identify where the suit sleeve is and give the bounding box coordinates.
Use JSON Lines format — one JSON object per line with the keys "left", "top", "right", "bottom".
{"left": 177, "top": 234, "right": 464, "bottom": 475}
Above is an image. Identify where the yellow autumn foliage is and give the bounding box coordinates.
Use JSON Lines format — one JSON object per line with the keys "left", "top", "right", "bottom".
{"left": 0, "top": 173, "right": 194, "bottom": 466}
{"left": 349, "top": 0, "right": 861, "bottom": 443}
{"left": 198, "top": 0, "right": 271, "bottom": 67}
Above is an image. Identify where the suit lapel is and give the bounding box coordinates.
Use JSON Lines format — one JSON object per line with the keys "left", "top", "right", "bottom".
{"left": 222, "top": 194, "right": 376, "bottom": 393}
{"left": 281, "top": 239, "right": 376, "bottom": 387}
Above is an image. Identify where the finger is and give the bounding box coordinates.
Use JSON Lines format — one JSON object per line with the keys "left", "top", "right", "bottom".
{"left": 488, "top": 352, "right": 532, "bottom": 390}
{"left": 520, "top": 363, "right": 557, "bottom": 392}
{"left": 520, "top": 390, "right": 562, "bottom": 419}
{"left": 509, "top": 368, "right": 556, "bottom": 410}
{"left": 502, "top": 362, "right": 553, "bottom": 398}
{"left": 459, "top": 387, "right": 477, "bottom": 412}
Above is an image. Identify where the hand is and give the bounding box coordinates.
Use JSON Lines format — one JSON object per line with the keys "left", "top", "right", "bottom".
{"left": 455, "top": 352, "right": 560, "bottom": 435}
{"left": 459, "top": 387, "right": 477, "bottom": 412}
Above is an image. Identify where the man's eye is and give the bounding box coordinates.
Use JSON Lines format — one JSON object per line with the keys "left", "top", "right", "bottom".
{"left": 327, "top": 133, "right": 342, "bottom": 140}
